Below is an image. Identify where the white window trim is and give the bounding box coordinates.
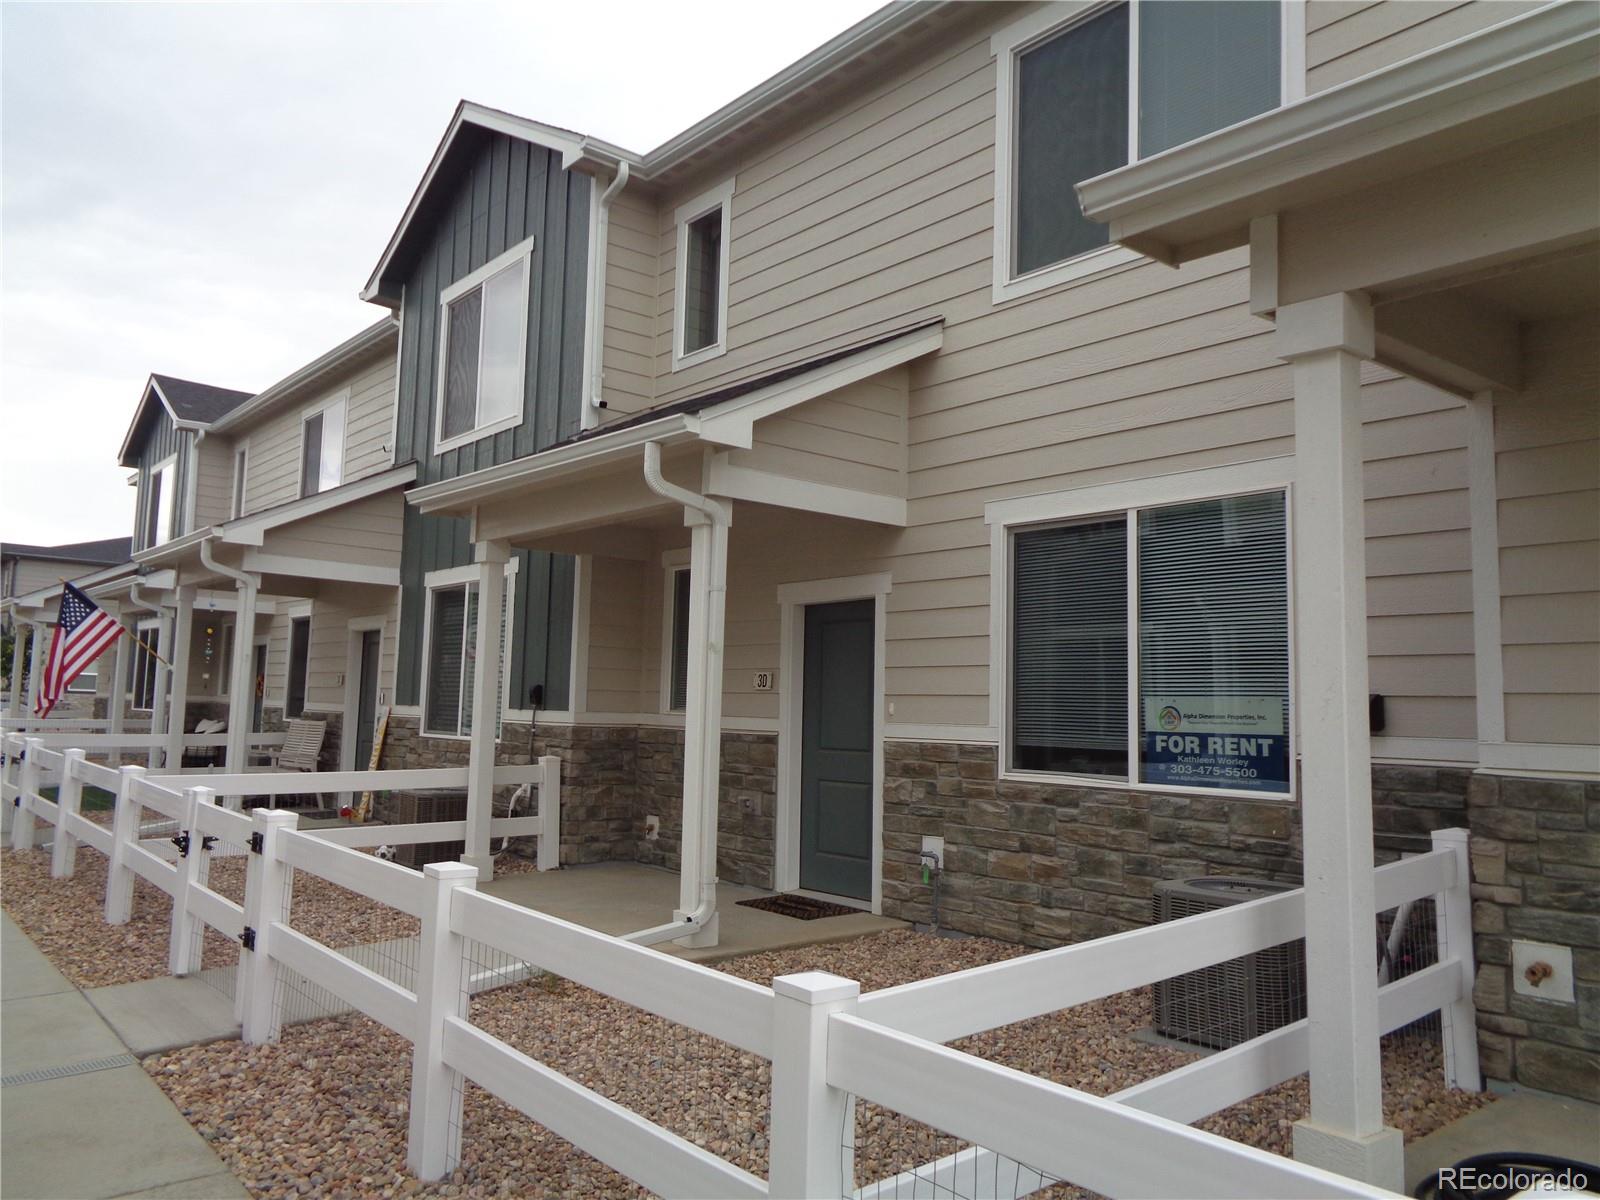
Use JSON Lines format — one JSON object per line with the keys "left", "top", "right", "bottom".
{"left": 418, "top": 560, "right": 516, "bottom": 741}
{"left": 659, "top": 548, "right": 691, "bottom": 713}
{"left": 149, "top": 455, "right": 178, "bottom": 548}
{"left": 231, "top": 444, "right": 249, "bottom": 519}
{"left": 298, "top": 388, "right": 351, "bottom": 499}
{"left": 671, "top": 176, "right": 735, "bottom": 372}
{"left": 129, "top": 618, "right": 161, "bottom": 711}
{"left": 984, "top": 456, "right": 1298, "bottom": 801}
{"left": 433, "top": 235, "right": 536, "bottom": 456}
{"left": 990, "top": 0, "right": 1292, "bottom": 305}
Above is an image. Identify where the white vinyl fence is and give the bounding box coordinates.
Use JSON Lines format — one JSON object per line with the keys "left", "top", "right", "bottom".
{"left": 2, "top": 732, "right": 1467, "bottom": 1200}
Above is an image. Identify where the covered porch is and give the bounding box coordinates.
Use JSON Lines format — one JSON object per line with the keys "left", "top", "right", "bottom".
{"left": 1078, "top": 4, "right": 1599, "bottom": 1187}
{"left": 123, "top": 463, "right": 414, "bottom": 780}
{"left": 409, "top": 320, "right": 943, "bottom": 947}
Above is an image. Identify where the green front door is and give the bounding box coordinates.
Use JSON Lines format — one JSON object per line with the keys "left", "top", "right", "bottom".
{"left": 799, "top": 599, "right": 875, "bottom": 900}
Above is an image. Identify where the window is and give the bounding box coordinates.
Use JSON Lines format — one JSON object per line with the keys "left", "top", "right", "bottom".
{"left": 422, "top": 568, "right": 511, "bottom": 738}
{"left": 286, "top": 616, "right": 310, "bottom": 718}
{"left": 435, "top": 236, "right": 533, "bottom": 454}
{"left": 666, "top": 566, "right": 691, "bottom": 712}
{"left": 67, "top": 666, "right": 97, "bottom": 695}
{"left": 128, "top": 622, "right": 160, "bottom": 710}
{"left": 231, "top": 446, "right": 248, "bottom": 518}
{"left": 300, "top": 395, "right": 347, "bottom": 498}
{"left": 145, "top": 457, "right": 176, "bottom": 548}
{"left": 1001, "top": 483, "right": 1291, "bottom": 797}
{"left": 672, "top": 177, "right": 734, "bottom": 370}
{"left": 993, "top": 1, "right": 1283, "bottom": 300}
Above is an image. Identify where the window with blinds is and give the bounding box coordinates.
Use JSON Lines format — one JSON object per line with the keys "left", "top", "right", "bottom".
{"left": 1012, "top": 517, "right": 1128, "bottom": 776}
{"left": 1004, "top": 1, "right": 1281, "bottom": 282}
{"left": 1009, "top": 490, "right": 1290, "bottom": 795}
{"left": 668, "top": 567, "right": 691, "bottom": 712}
{"left": 425, "top": 577, "right": 510, "bottom": 738}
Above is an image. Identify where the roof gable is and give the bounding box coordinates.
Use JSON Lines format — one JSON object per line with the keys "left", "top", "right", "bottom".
{"left": 117, "top": 373, "right": 253, "bottom": 466}
{"left": 362, "top": 101, "right": 614, "bottom": 307}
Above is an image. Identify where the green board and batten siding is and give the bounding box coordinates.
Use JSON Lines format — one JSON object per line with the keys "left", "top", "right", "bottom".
{"left": 393, "top": 131, "right": 592, "bottom": 710}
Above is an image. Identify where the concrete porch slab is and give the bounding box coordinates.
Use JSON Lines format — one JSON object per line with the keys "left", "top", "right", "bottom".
{"left": 1404, "top": 1090, "right": 1600, "bottom": 1194}
{"left": 86, "top": 975, "right": 241, "bottom": 1057}
{"left": 481, "top": 860, "right": 904, "bottom": 963}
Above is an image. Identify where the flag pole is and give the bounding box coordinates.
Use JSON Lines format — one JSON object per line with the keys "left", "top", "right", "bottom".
{"left": 57, "top": 578, "right": 173, "bottom": 669}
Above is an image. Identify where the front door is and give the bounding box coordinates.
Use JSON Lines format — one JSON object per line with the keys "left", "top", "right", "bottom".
{"left": 799, "top": 599, "right": 874, "bottom": 900}
{"left": 352, "top": 629, "right": 381, "bottom": 768}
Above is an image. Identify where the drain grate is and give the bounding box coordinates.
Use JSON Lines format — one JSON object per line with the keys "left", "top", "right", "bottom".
{"left": 2, "top": 1053, "right": 137, "bottom": 1088}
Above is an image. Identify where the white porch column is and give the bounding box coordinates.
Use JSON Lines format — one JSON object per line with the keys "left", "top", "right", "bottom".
{"left": 165, "top": 586, "right": 195, "bottom": 770}
{"left": 463, "top": 539, "right": 509, "bottom": 880}
{"left": 675, "top": 504, "right": 730, "bottom": 948}
{"left": 148, "top": 605, "right": 173, "bottom": 769}
{"left": 24, "top": 622, "right": 43, "bottom": 714}
{"left": 225, "top": 578, "right": 258, "bottom": 772}
{"left": 107, "top": 605, "right": 129, "bottom": 763}
{"left": 1276, "top": 292, "right": 1402, "bottom": 1190}
{"left": 9, "top": 621, "right": 31, "bottom": 714}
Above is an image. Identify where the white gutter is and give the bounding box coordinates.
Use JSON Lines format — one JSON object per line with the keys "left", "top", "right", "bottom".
{"left": 585, "top": 162, "right": 630, "bottom": 425}
{"left": 620, "top": 441, "right": 731, "bottom": 948}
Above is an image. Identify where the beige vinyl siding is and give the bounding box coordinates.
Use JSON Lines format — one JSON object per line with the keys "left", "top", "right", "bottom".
{"left": 300, "top": 594, "right": 400, "bottom": 715}
{"left": 266, "top": 491, "right": 405, "bottom": 570}
{"left": 586, "top": 555, "right": 648, "bottom": 714}
{"left": 1495, "top": 314, "right": 1599, "bottom": 746}
{"left": 572, "top": 4, "right": 1488, "bottom": 743}
{"left": 193, "top": 435, "right": 236, "bottom": 528}
{"left": 8, "top": 559, "right": 69, "bottom": 598}
{"left": 726, "top": 374, "right": 908, "bottom": 499}
{"left": 600, "top": 189, "right": 659, "bottom": 416}
{"left": 1305, "top": 0, "right": 1544, "bottom": 93}
{"left": 239, "top": 353, "right": 397, "bottom": 514}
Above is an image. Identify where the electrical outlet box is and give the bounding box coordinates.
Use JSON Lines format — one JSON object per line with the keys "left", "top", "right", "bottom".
{"left": 752, "top": 670, "right": 774, "bottom": 691}
{"left": 644, "top": 815, "right": 660, "bottom": 841}
{"left": 1512, "top": 939, "right": 1574, "bottom": 1003}
{"left": 920, "top": 834, "right": 944, "bottom": 867}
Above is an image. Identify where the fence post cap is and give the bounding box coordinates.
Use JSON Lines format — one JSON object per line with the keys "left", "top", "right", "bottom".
{"left": 773, "top": 971, "right": 860, "bottom": 1004}
{"left": 64, "top": 747, "right": 86, "bottom": 759}
{"left": 251, "top": 807, "right": 299, "bottom": 828}
{"left": 183, "top": 784, "right": 216, "bottom": 802}
{"left": 1431, "top": 827, "right": 1470, "bottom": 846}
{"left": 424, "top": 861, "right": 480, "bottom": 883}
{"left": 119, "top": 763, "right": 147, "bottom": 777}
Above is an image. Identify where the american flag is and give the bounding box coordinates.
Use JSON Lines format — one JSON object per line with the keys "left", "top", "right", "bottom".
{"left": 34, "top": 583, "right": 124, "bottom": 718}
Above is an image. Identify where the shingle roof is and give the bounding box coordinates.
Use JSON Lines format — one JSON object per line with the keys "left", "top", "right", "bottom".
{"left": 1, "top": 537, "right": 133, "bottom": 565}
{"left": 149, "top": 374, "right": 255, "bottom": 423}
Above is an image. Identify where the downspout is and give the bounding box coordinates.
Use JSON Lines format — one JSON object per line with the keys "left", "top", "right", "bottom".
{"left": 199, "top": 536, "right": 258, "bottom": 781}
{"left": 622, "top": 441, "right": 730, "bottom": 947}
{"left": 585, "top": 162, "right": 630, "bottom": 424}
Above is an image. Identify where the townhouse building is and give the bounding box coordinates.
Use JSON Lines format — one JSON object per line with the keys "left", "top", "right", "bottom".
{"left": 5, "top": 0, "right": 1593, "bottom": 1122}
{"left": 360, "top": 0, "right": 1598, "bottom": 1111}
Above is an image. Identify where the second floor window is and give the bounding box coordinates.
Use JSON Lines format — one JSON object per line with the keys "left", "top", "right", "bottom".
{"left": 231, "top": 446, "right": 248, "bottom": 518}
{"left": 300, "top": 396, "right": 347, "bottom": 498}
{"left": 672, "top": 178, "right": 734, "bottom": 370}
{"left": 145, "top": 457, "right": 177, "bottom": 547}
{"left": 996, "top": 1, "right": 1283, "bottom": 297}
{"left": 436, "top": 235, "right": 533, "bottom": 453}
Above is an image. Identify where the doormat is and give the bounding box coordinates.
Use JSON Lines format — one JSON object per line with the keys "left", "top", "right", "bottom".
{"left": 736, "top": 894, "right": 860, "bottom": 920}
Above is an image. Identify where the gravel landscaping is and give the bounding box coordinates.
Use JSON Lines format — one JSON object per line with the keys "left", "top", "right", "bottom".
{"left": 0, "top": 841, "right": 536, "bottom": 989}
{"left": 142, "top": 929, "right": 1491, "bottom": 1200}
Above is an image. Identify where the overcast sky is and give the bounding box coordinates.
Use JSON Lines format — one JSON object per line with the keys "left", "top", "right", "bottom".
{"left": 0, "top": 0, "right": 881, "bottom": 547}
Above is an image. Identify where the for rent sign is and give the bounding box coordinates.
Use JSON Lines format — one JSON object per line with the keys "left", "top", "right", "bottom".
{"left": 1142, "top": 695, "right": 1289, "bottom": 793}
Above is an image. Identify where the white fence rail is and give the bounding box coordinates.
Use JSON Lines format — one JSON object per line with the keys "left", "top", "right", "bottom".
{"left": 3, "top": 731, "right": 1464, "bottom": 1199}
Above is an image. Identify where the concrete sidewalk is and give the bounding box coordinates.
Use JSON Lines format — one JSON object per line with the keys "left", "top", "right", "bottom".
{"left": 1, "top": 913, "right": 247, "bottom": 1200}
